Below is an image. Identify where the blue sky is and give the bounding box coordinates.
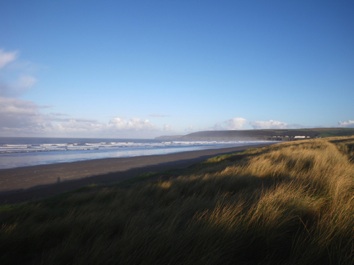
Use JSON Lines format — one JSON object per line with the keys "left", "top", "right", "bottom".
{"left": 1, "top": 0, "right": 354, "bottom": 138}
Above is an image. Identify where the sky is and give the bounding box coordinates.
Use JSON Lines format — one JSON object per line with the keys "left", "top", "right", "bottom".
{"left": 1, "top": 0, "right": 354, "bottom": 138}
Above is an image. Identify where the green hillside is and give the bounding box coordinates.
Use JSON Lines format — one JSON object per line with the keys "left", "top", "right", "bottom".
{"left": 178, "top": 128, "right": 354, "bottom": 141}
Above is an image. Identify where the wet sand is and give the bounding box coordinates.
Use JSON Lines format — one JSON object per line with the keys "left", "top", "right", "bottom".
{"left": 0, "top": 143, "right": 272, "bottom": 204}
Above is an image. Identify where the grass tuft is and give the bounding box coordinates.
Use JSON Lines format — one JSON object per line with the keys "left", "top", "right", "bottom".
{"left": 1, "top": 136, "right": 353, "bottom": 264}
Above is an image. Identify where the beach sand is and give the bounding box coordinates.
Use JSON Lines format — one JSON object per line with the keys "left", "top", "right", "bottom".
{"left": 0, "top": 143, "right": 272, "bottom": 204}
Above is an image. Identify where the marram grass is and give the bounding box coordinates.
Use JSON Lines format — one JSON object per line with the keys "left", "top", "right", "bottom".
{"left": 1, "top": 137, "right": 353, "bottom": 265}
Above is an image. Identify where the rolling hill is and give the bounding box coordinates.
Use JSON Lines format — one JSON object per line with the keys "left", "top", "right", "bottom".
{"left": 157, "top": 128, "right": 354, "bottom": 141}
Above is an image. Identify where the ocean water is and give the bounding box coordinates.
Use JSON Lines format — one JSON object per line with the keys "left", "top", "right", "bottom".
{"left": 0, "top": 137, "right": 266, "bottom": 169}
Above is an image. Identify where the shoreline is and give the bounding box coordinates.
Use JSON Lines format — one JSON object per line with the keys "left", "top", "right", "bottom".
{"left": 0, "top": 143, "right": 273, "bottom": 204}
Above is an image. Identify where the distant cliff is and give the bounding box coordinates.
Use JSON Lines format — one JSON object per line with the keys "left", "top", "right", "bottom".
{"left": 156, "top": 128, "right": 354, "bottom": 141}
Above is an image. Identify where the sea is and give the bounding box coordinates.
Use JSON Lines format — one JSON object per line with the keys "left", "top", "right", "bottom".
{"left": 0, "top": 137, "right": 268, "bottom": 169}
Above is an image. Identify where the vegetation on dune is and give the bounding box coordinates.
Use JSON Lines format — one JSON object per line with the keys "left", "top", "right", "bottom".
{"left": 1, "top": 137, "right": 353, "bottom": 265}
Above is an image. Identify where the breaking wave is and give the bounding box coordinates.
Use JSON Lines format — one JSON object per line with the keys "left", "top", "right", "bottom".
{"left": 0, "top": 137, "right": 268, "bottom": 169}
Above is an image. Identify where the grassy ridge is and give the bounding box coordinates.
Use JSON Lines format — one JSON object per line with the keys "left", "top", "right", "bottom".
{"left": 1, "top": 137, "right": 353, "bottom": 264}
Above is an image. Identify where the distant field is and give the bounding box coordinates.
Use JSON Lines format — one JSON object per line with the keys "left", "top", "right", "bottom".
{"left": 1, "top": 136, "right": 353, "bottom": 265}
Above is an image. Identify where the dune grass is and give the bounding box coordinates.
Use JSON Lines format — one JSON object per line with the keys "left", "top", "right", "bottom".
{"left": 1, "top": 137, "right": 353, "bottom": 265}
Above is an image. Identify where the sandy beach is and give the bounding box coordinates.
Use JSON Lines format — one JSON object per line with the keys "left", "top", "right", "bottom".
{"left": 0, "top": 143, "right": 272, "bottom": 204}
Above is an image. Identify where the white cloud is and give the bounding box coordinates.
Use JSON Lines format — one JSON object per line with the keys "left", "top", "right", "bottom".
{"left": 0, "top": 102, "right": 163, "bottom": 137}
{"left": 0, "top": 49, "right": 43, "bottom": 135}
{"left": 109, "top": 117, "right": 156, "bottom": 131}
{"left": 0, "top": 98, "right": 104, "bottom": 135}
{"left": 0, "top": 49, "right": 17, "bottom": 69}
{"left": 162, "top": 124, "right": 173, "bottom": 131}
{"left": 250, "top": 120, "right": 288, "bottom": 129}
{"left": 0, "top": 97, "right": 48, "bottom": 134}
{"left": 338, "top": 120, "right": 354, "bottom": 128}
{"left": 214, "top": 117, "right": 247, "bottom": 130}
{"left": 0, "top": 48, "right": 164, "bottom": 138}
{"left": 0, "top": 97, "right": 38, "bottom": 115}
{"left": 0, "top": 49, "right": 37, "bottom": 97}
{"left": 49, "top": 118, "right": 106, "bottom": 135}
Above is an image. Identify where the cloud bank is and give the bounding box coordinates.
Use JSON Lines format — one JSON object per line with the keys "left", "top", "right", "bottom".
{"left": 214, "top": 117, "right": 247, "bottom": 130}
{"left": 109, "top": 117, "right": 155, "bottom": 131}
{"left": 338, "top": 120, "right": 354, "bottom": 128}
{"left": 0, "top": 50, "right": 223, "bottom": 137}
{"left": 250, "top": 120, "right": 288, "bottom": 129}
{"left": 0, "top": 104, "right": 165, "bottom": 138}
{"left": 214, "top": 118, "right": 291, "bottom": 130}
{"left": 0, "top": 97, "right": 44, "bottom": 132}
{"left": 0, "top": 48, "right": 172, "bottom": 138}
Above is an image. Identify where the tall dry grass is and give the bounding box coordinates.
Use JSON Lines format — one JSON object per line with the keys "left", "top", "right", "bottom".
{"left": 1, "top": 137, "right": 353, "bottom": 264}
